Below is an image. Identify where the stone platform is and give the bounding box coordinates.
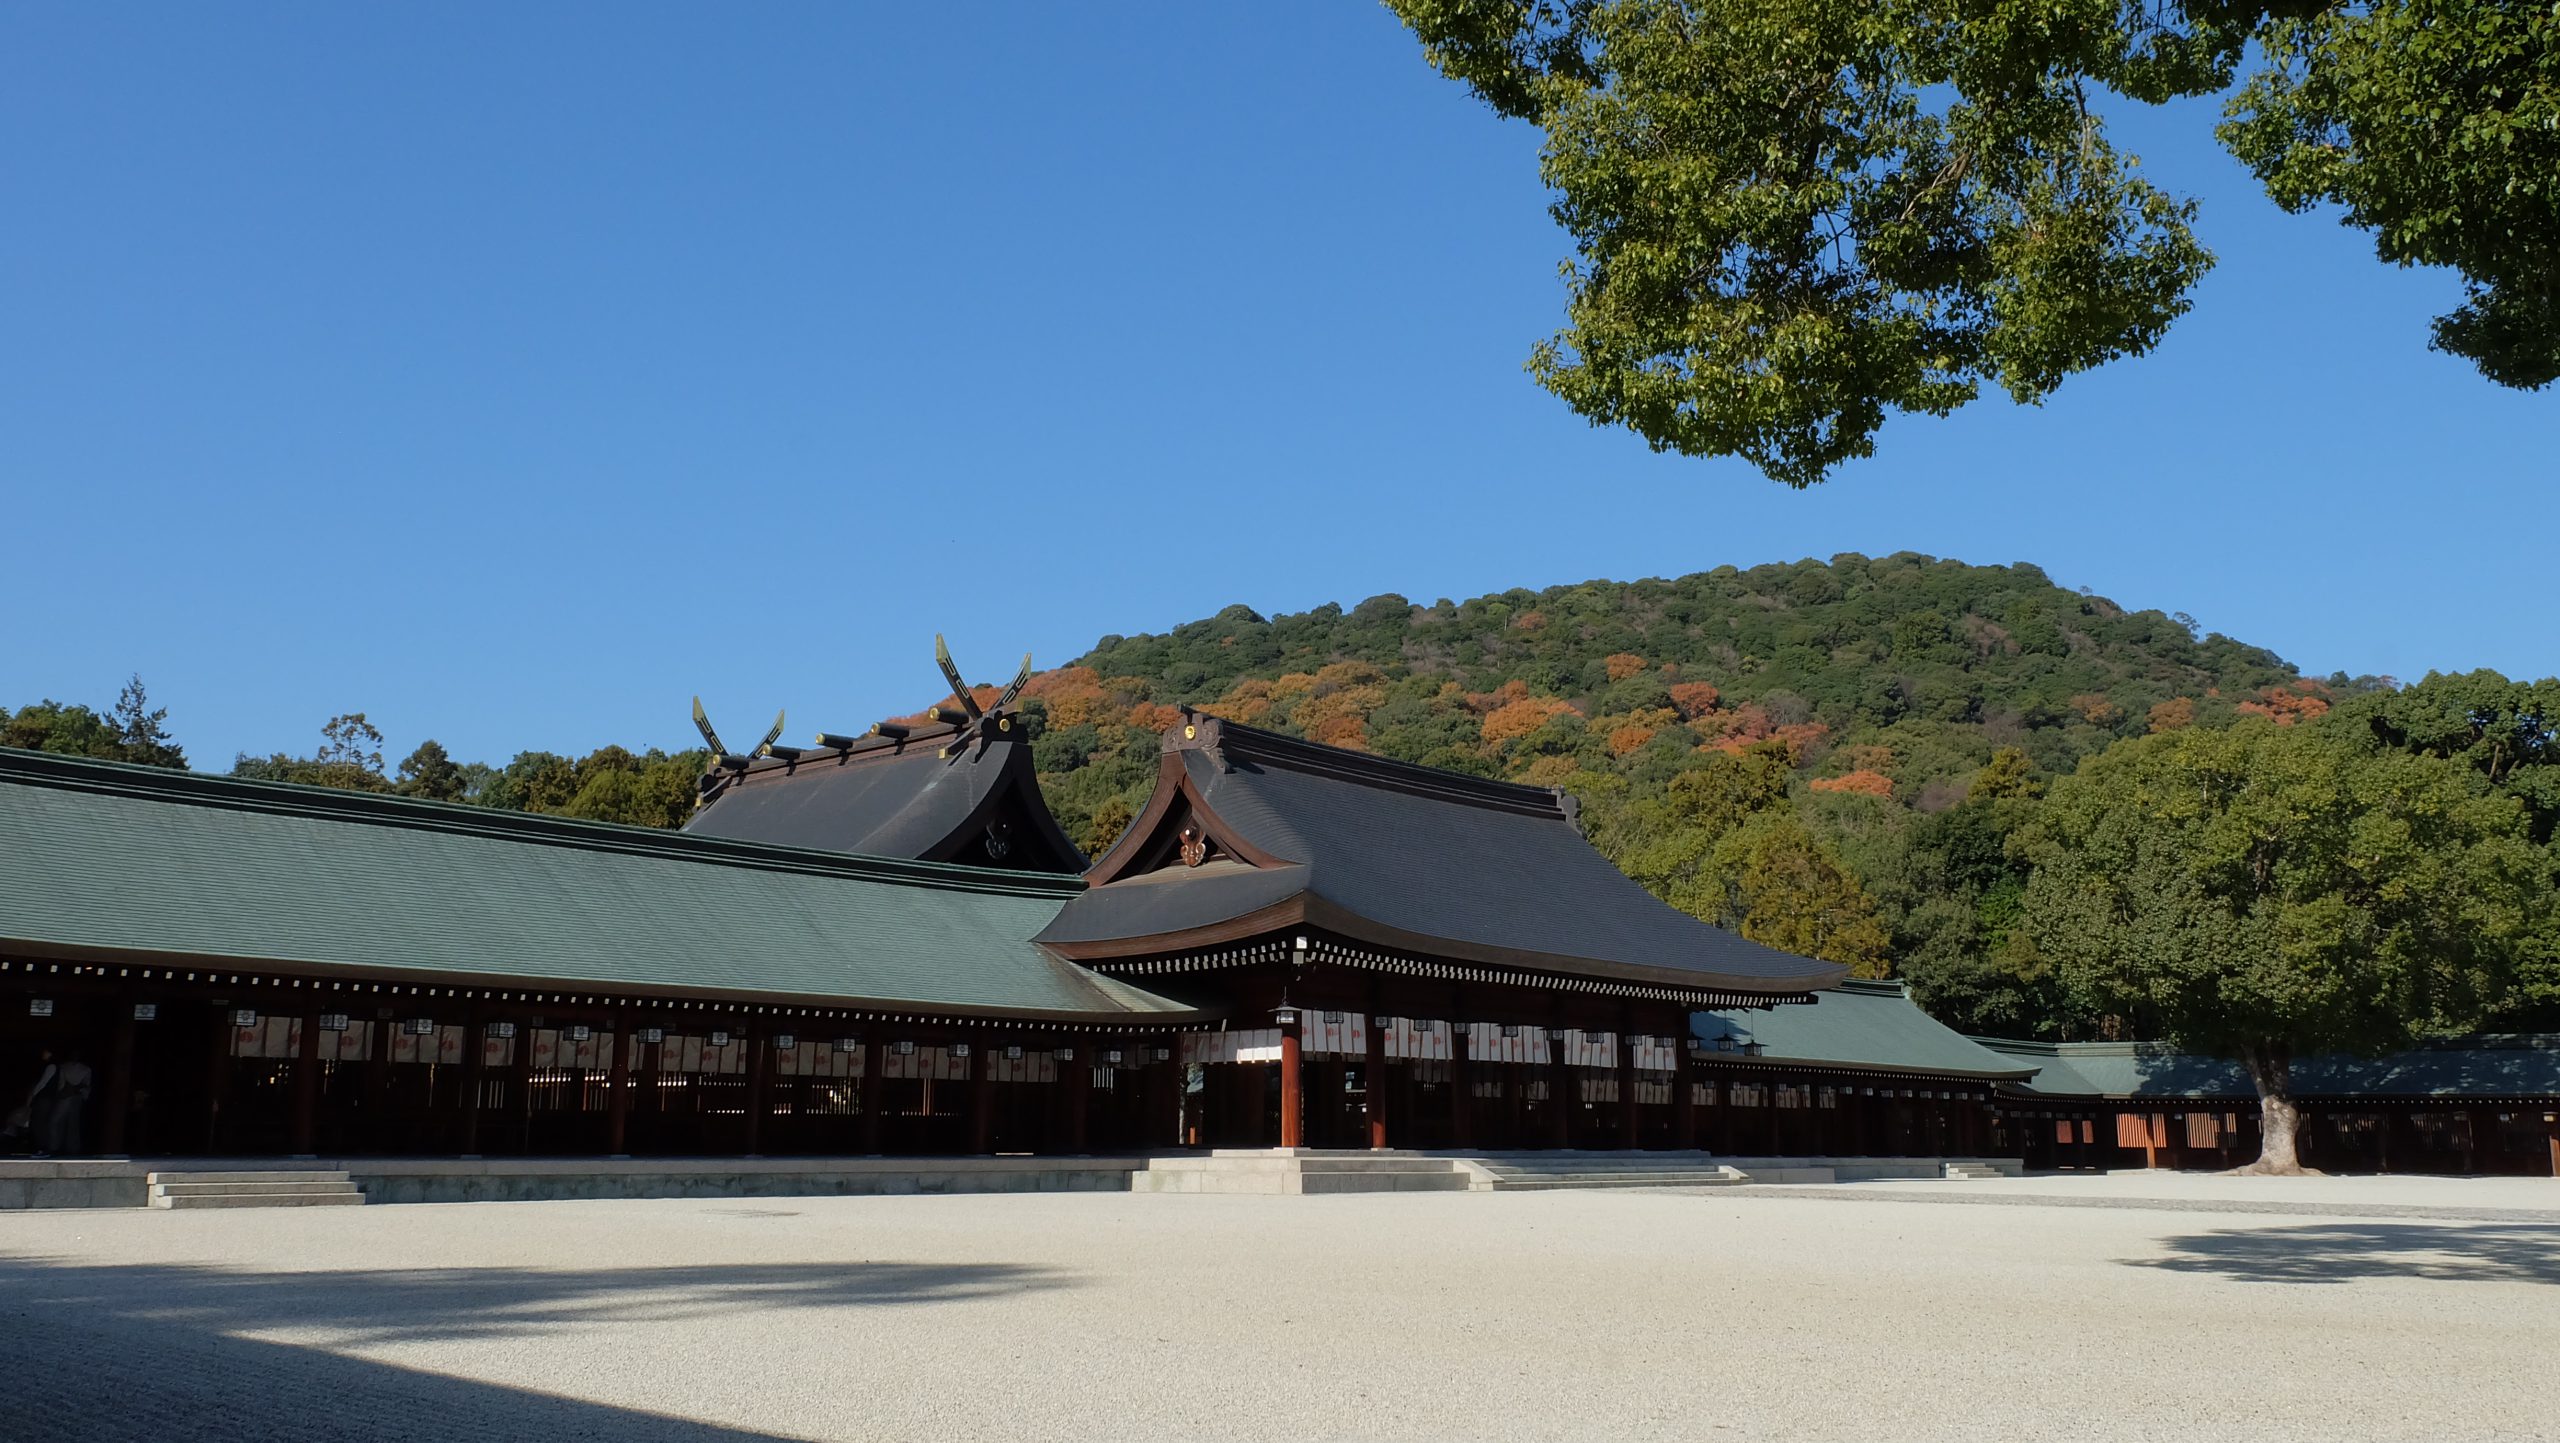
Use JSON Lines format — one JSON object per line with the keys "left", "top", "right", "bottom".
{"left": 0, "top": 1151, "right": 2023, "bottom": 1208}
{"left": 0, "top": 1155, "right": 1148, "bottom": 1209}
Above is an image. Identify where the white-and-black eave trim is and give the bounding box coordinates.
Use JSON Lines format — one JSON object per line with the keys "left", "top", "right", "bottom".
{"left": 1088, "top": 936, "right": 1810, "bottom": 1011}
{"left": 0, "top": 956, "right": 1198, "bottom": 1035}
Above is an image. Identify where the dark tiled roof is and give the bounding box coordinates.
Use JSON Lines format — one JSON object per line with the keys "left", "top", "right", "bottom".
{"left": 0, "top": 748, "right": 1190, "bottom": 1021}
{"left": 1694, "top": 980, "right": 2037, "bottom": 1080}
{"left": 1037, "top": 716, "right": 1848, "bottom": 997}
{"left": 686, "top": 724, "right": 1082, "bottom": 873}
{"left": 1981, "top": 1036, "right": 2560, "bottom": 1101}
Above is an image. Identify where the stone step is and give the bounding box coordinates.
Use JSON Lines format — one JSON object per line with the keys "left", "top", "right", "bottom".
{"left": 151, "top": 1180, "right": 364, "bottom": 1199}
{"left": 150, "top": 1190, "right": 367, "bottom": 1210}
{"left": 145, "top": 1170, "right": 352, "bottom": 1185}
{"left": 1487, "top": 1174, "right": 1746, "bottom": 1191}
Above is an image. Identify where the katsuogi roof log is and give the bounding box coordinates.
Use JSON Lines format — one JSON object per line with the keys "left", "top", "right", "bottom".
{"left": 1036, "top": 713, "right": 1849, "bottom": 999}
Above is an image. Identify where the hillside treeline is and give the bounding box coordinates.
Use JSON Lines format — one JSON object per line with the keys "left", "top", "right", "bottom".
{"left": 12, "top": 554, "right": 2552, "bottom": 1039}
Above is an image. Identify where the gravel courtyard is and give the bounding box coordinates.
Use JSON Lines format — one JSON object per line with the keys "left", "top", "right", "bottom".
{"left": 4, "top": 1179, "right": 2556, "bottom": 1443}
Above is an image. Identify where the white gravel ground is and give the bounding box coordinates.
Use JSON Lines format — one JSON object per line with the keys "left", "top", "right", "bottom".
{"left": 4, "top": 1180, "right": 2556, "bottom": 1442}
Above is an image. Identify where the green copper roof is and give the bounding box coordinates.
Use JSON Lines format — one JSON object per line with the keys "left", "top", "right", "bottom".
{"left": 1695, "top": 979, "right": 2036, "bottom": 1080}
{"left": 0, "top": 748, "right": 1191, "bottom": 1021}
{"left": 1980, "top": 1036, "right": 2560, "bottom": 1101}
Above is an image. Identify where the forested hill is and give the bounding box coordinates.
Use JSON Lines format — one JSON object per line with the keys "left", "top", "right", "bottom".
{"left": 10, "top": 552, "right": 2417, "bottom": 1040}
{"left": 1024, "top": 552, "right": 2338, "bottom": 853}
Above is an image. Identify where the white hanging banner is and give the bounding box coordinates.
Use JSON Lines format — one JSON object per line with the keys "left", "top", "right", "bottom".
{"left": 1381, "top": 1018, "right": 1451, "bottom": 1062}
{"left": 1564, "top": 1030, "right": 1619, "bottom": 1068}
{"left": 1180, "top": 1028, "right": 1284, "bottom": 1065}
{"left": 1301, "top": 1011, "right": 1368, "bottom": 1057}
{"left": 1464, "top": 1024, "right": 1552, "bottom": 1066}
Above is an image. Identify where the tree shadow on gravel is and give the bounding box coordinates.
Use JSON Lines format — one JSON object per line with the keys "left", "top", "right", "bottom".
{"left": 0, "top": 1253, "right": 1072, "bottom": 1441}
{"left": 0, "top": 1253, "right": 1068, "bottom": 1344}
{"left": 2124, "top": 1223, "right": 2560, "bottom": 1286}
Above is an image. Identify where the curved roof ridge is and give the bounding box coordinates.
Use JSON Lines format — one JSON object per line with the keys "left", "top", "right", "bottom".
{"left": 1178, "top": 712, "right": 1569, "bottom": 820}
{"left": 0, "top": 747, "right": 1082, "bottom": 899}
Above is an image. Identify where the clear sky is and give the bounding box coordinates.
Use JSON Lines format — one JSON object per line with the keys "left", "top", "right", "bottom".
{"left": 4, "top": 6, "right": 2551, "bottom": 770}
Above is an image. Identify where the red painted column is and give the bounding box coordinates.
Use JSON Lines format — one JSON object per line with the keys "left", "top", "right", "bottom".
{"left": 1064, "top": 1044, "right": 1092, "bottom": 1153}
{"left": 968, "top": 1034, "right": 997, "bottom": 1154}
{"left": 1362, "top": 1006, "right": 1389, "bottom": 1150}
{"left": 744, "top": 1024, "right": 768, "bottom": 1157}
{"left": 459, "top": 1010, "right": 487, "bottom": 1158}
{"left": 1547, "top": 1025, "right": 1572, "bottom": 1149}
{"left": 1279, "top": 1018, "right": 1305, "bottom": 1149}
{"left": 606, "top": 1015, "right": 632, "bottom": 1157}
{"left": 859, "top": 1037, "right": 887, "bottom": 1154}
{"left": 1617, "top": 1027, "right": 1640, "bottom": 1149}
{"left": 1449, "top": 1009, "right": 1475, "bottom": 1151}
{"left": 100, "top": 1005, "right": 137, "bottom": 1156}
{"left": 291, "top": 1006, "right": 323, "bottom": 1156}
{"left": 1672, "top": 1033, "right": 1696, "bottom": 1151}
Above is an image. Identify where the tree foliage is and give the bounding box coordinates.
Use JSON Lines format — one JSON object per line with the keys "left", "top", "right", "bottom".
{"left": 2222, "top": 2, "right": 2560, "bottom": 389}
{"left": 1, "top": 676, "right": 188, "bottom": 769}
{"left": 1386, "top": 0, "right": 2559, "bottom": 482}
{"left": 2017, "top": 719, "right": 2549, "bottom": 1169}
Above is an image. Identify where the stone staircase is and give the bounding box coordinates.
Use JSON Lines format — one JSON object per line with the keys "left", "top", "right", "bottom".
{"left": 1134, "top": 1150, "right": 1472, "bottom": 1194}
{"left": 1941, "top": 1161, "right": 2011, "bottom": 1181}
{"left": 1458, "top": 1152, "right": 1749, "bottom": 1192}
{"left": 147, "top": 1170, "right": 367, "bottom": 1210}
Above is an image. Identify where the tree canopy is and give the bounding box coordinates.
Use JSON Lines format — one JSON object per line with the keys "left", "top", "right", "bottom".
{"left": 1, "top": 675, "right": 188, "bottom": 770}
{"left": 2017, "top": 718, "right": 2549, "bottom": 1169}
{"left": 1386, "top": 0, "right": 2559, "bottom": 483}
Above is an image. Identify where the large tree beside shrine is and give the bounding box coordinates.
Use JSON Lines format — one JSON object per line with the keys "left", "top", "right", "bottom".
{"left": 1384, "top": 0, "right": 2560, "bottom": 484}
{"left": 2018, "top": 718, "right": 2550, "bottom": 1173}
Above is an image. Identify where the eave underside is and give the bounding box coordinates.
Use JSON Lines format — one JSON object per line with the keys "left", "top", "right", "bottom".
{"left": 1081, "top": 935, "right": 1816, "bottom": 1012}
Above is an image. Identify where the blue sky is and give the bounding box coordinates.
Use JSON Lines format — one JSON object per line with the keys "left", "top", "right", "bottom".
{"left": 4, "top": 6, "right": 2551, "bottom": 769}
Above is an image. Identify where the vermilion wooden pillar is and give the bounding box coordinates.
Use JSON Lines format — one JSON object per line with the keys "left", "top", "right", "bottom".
{"left": 1672, "top": 1034, "right": 1696, "bottom": 1151}
{"left": 459, "top": 1011, "right": 487, "bottom": 1157}
{"left": 361, "top": 1018, "right": 390, "bottom": 1152}
{"left": 1362, "top": 1004, "right": 1388, "bottom": 1150}
{"left": 606, "top": 1013, "right": 632, "bottom": 1157}
{"left": 100, "top": 1006, "right": 136, "bottom": 1155}
{"left": 1149, "top": 1044, "right": 1181, "bottom": 1147}
{"left": 203, "top": 1006, "right": 230, "bottom": 1151}
{"left": 968, "top": 1035, "right": 997, "bottom": 1153}
{"left": 1617, "top": 1028, "right": 1640, "bottom": 1149}
{"left": 1279, "top": 1018, "right": 1305, "bottom": 1149}
{"left": 291, "top": 1006, "right": 323, "bottom": 1156}
{"left": 743, "top": 1024, "right": 768, "bottom": 1157}
{"left": 1063, "top": 1043, "right": 1091, "bottom": 1153}
{"left": 1547, "top": 1026, "right": 1572, "bottom": 1149}
{"left": 1449, "top": 1012, "right": 1474, "bottom": 1150}
{"left": 859, "top": 1037, "right": 886, "bottom": 1154}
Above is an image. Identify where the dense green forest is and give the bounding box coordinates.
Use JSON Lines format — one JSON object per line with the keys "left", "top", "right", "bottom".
{"left": 11, "top": 554, "right": 2553, "bottom": 1049}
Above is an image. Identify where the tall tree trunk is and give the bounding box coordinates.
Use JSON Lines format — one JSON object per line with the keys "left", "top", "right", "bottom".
{"left": 2233, "top": 1041, "right": 2313, "bottom": 1176}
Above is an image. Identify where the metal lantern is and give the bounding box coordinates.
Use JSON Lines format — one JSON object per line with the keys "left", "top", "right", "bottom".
{"left": 1054, "top": 1047, "right": 1075, "bottom": 1062}
{"left": 231, "top": 1008, "right": 259, "bottom": 1028}
{"left": 28, "top": 999, "right": 54, "bottom": 1018}
{"left": 895, "top": 1040, "right": 917, "bottom": 1056}
{"left": 406, "top": 1018, "right": 438, "bottom": 1037}
{"left": 318, "top": 1013, "right": 350, "bottom": 1032}
{"left": 567, "top": 1024, "right": 593, "bottom": 1043}
{"left": 637, "top": 1027, "right": 665, "bottom": 1045}
{"left": 773, "top": 1033, "right": 797, "bottom": 1051}
{"left": 1004, "top": 1044, "right": 1024, "bottom": 1061}
{"left": 1104, "top": 1048, "right": 1125, "bottom": 1065}
{"left": 709, "top": 1030, "right": 731, "bottom": 1048}
{"left": 1153, "top": 1046, "right": 1172, "bottom": 1063}
{"left": 487, "top": 1021, "right": 518, "bottom": 1040}
{"left": 132, "top": 1003, "right": 157, "bottom": 1022}
{"left": 836, "top": 1037, "right": 862, "bottom": 1054}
